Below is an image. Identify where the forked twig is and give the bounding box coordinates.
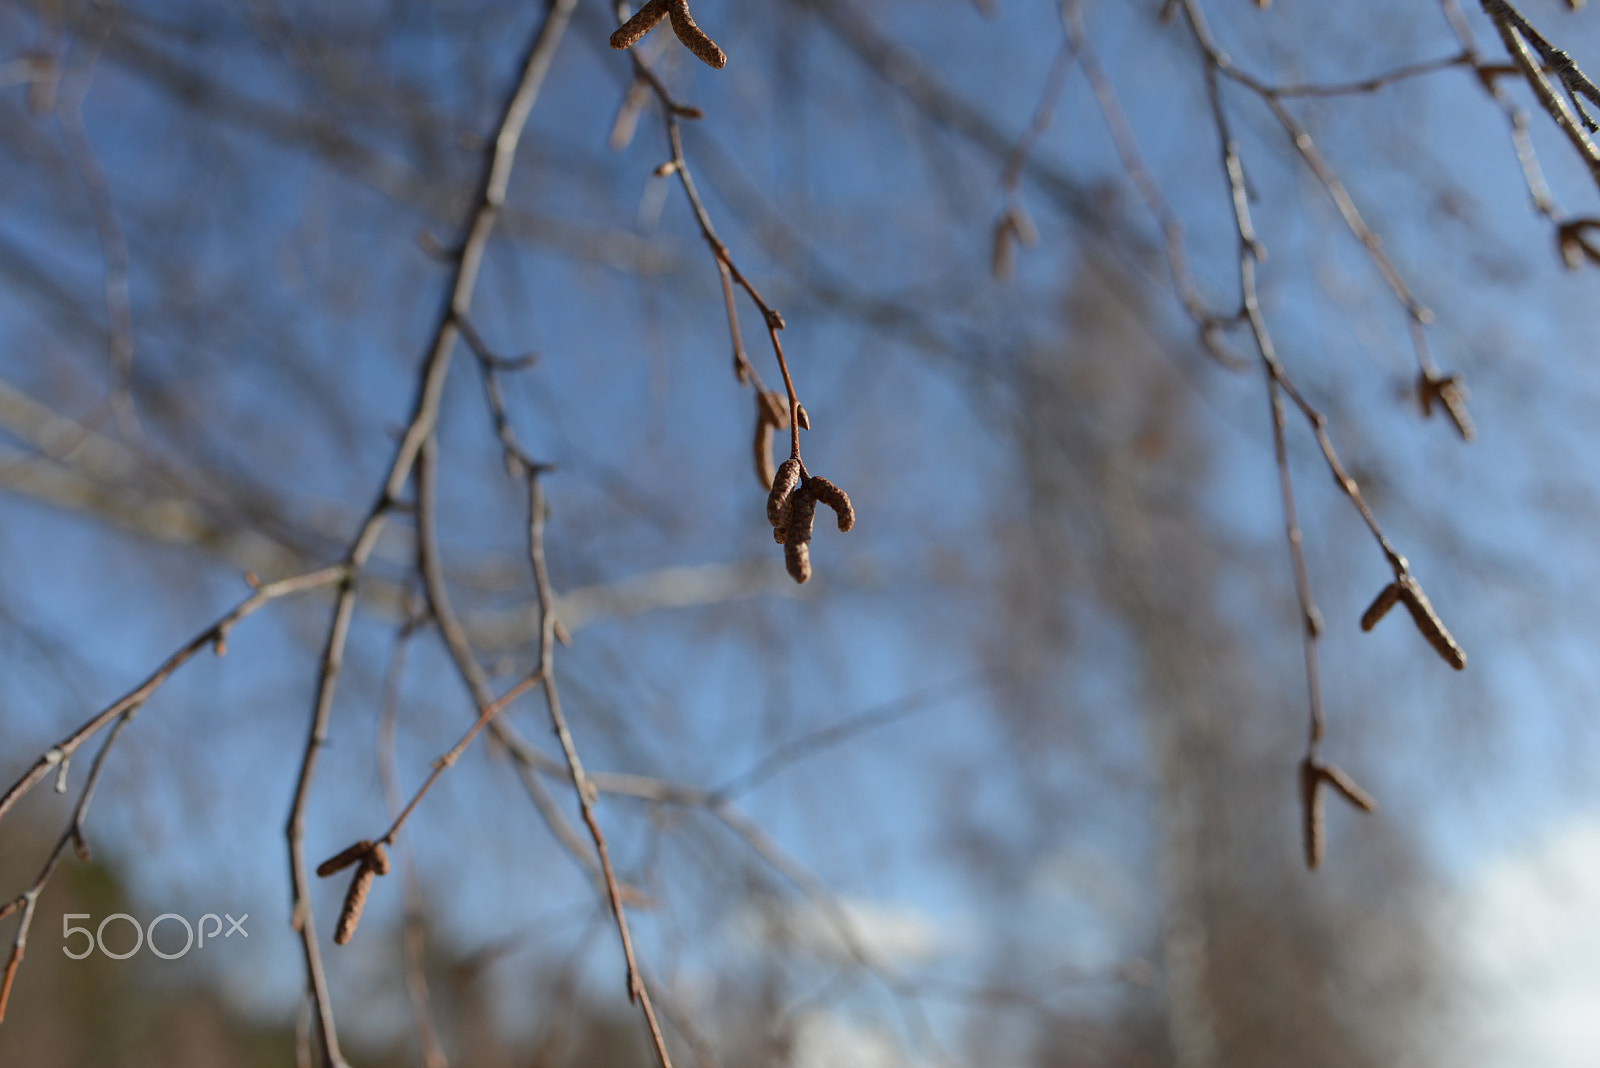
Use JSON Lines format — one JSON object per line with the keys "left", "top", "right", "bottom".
{"left": 524, "top": 476, "right": 676, "bottom": 1068}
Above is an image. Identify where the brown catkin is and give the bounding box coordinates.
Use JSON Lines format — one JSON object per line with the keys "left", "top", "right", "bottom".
{"left": 754, "top": 391, "right": 789, "bottom": 489}
{"left": 667, "top": 0, "right": 727, "bottom": 69}
{"left": 754, "top": 420, "right": 776, "bottom": 490}
{"left": 783, "top": 487, "right": 817, "bottom": 583}
{"left": 991, "top": 218, "right": 1015, "bottom": 282}
{"left": 1417, "top": 372, "right": 1476, "bottom": 441}
{"left": 758, "top": 389, "right": 789, "bottom": 429}
{"left": 805, "top": 476, "right": 854, "bottom": 532}
{"left": 334, "top": 863, "right": 377, "bottom": 945}
{"left": 1396, "top": 575, "right": 1467, "bottom": 670}
{"left": 1415, "top": 371, "right": 1435, "bottom": 417}
{"left": 1320, "top": 764, "right": 1377, "bottom": 813}
{"left": 1438, "top": 380, "right": 1476, "bottom": 442}
{"left": 317, "top": 840, "right": 374, "bottom": 878}
{"left": 1299, "top": 758, "right": 1323, "bottom": 870}
{"left": 767, "top": 458, "right": 802, "bottom": 527}
{"left": 1010, "top": 205, "right": 1039, "bottom": 247}
{"left": 785, "top": 487, "right": 816, "bottom": 547}
{"left": 1359, "top": 583, "right": 1400, "bottom": 631}
{"left": 609, "top": 0, "right": 670, "bottom": 50}
{"left": 787, "top": 487, "right": 816, "bottom": 536}
{"left": 608, "top": 80, "right": 651, "bottom": 152}
{"left": 785, "top": 541, "right": 812, "bottom": 584}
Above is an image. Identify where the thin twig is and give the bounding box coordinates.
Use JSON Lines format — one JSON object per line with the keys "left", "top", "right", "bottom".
{"left": 992, "top": 36, "right": 1076, "bottom": 281}
{"left": 374, "top": 616, "right": 451, "bottom": 1068}
{"left": 444, "top": 216, "right": 677, "bottom": 1062}
{"left": 1180, "top": 1, "right": 1450, "bottom": 385}
{"left": 0, "top": 565, "right": 345, "bottom": 827}
{"left": 586, "top": 769, "right": 954, "bottom": 1066}
{"left": 525, "top": 475, "right": 676, "bottom": 1067}
{"left": 1264, "top": 51, "right": 1473, "bottom": 98}
{"left": 1062, "top": 0, "right": 1246, "bottom": 368}
{"left": 373, "top": 669, "right": 542, "bottom": 853}
{"left": 1178, "top": 0, "right": 1465, "bottom": 865}
{"left": 711, "top": 675, "right": 981, "bottom": 799}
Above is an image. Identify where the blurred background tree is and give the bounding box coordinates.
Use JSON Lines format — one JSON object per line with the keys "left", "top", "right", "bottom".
{"left": 2, "top": 0, "right": 1599, "bottom": 1065}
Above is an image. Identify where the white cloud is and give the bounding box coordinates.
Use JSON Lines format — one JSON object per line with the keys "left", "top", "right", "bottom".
{"left": 1446, "top": 814, "right": 1600, "bottom": 1068}
{"left": 731, "top": 896, "right": 950, "bottom": 967}
{"left": 790, "top": 1012, "right": 921, "bottom": 1068}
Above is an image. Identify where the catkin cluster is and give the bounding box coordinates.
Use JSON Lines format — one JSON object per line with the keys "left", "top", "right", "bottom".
{"left": 317, "top": 839, "right": 392, "bottom": 945}
{"left": 767, "top": 458, "right": 854, "bottom": 583}
{"left": 1360, "top": 572, "right": 1466, "bottom": 671}
{"left": 609, "top": 0, "right": 727, "bottom": 69}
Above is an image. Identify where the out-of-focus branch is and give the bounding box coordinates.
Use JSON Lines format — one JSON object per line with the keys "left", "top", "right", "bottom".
{"left": 711, "top": 675, "right": 981, "bottom": 799}
{"left": 588, "top": 768, "right": 953, "bottom": 1066}
{"left": 374, "top": 617, "right": 451, "bottom": 1068}
{"left": 1061, "top": 0, "right": 1246, "bottom": 370}
{"left": 990, "top": 38, "right": 1074, "bottom": 282}
{"left": 0, "top": 383, "right": 792, "bottom": 648}
{"left": 458, "top": 276, "right": 677, "bottom": 1063}
{"left": 283, "top": 1, "right": 578, "bottom": 1062}
{"left": 88, "top": 23, "right": 679, "bottom": 274}
{"left": 800, "top": 0, "right": 1106, "bottom": 231}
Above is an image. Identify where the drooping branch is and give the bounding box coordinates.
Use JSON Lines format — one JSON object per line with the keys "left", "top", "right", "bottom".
{"left": 283, "top": 1, "right": 578, "bottom": 1062}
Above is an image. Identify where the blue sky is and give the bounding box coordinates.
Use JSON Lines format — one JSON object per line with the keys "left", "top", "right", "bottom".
{"left": 6, "top": 0, "right": 1600, "bottom": 1062}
